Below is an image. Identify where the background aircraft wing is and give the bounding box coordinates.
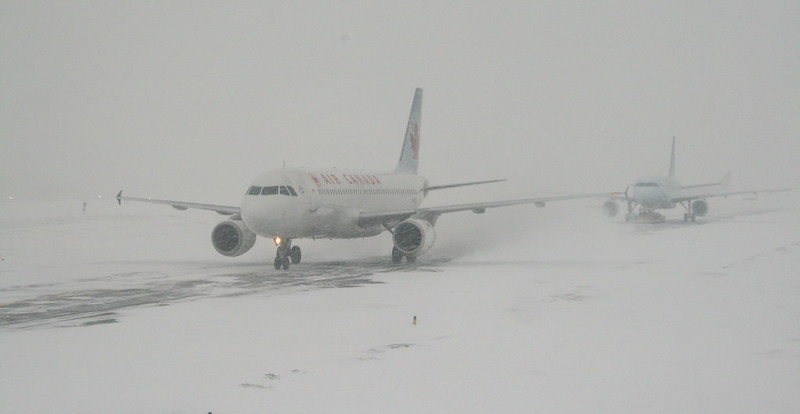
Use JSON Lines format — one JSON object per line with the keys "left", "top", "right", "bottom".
{"left": 605, "top": 191, "right": 629, "bottom": 200}
{"left": 358, "top": 193, "right": 594, "bottom": 228}
{"left": 670, "top": 187, "right": 794, "bottom": 204}
{"left": 116, "top": 191, "right": 240, "bottom": 215}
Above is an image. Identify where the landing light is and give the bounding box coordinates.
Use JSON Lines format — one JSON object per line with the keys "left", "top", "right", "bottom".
{"left": 274, "top": 237, "right": 282, "bottom": 246}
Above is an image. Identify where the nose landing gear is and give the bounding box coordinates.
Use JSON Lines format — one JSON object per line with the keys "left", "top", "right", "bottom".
{"left": 273, "top": 238, "right": 301, "bottom": 270}
{"left": 625, "top": 208, "right": 665, "bottom": 223}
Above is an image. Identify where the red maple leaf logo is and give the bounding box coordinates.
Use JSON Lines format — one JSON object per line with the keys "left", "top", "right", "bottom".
{"left": 410, "top": 123, "right": 420, "bottom": 160}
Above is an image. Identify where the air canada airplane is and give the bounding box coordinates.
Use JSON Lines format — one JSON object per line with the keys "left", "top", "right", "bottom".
{"left": 602, "top": 137, "right": 789, "bottom": 222}
{"left": 118, "top": 88, "right": 590, "bottom": 269}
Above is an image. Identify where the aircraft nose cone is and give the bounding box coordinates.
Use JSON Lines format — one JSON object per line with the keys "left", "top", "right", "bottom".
{"left": 241, "top": 195, "right": 299, "bottom": 237}
{"left": 241, "top": 197, "right": 277, "bottom": 235}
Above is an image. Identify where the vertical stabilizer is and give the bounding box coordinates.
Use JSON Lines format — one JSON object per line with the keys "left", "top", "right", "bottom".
{"left": 720, "top": 171, "right": 732, "bottom": 187}
{"left": 394, "top": 88, "right": 423, "bottom": 174}
{"left": 668, "top": 136, "right": 676, "bottom": 178}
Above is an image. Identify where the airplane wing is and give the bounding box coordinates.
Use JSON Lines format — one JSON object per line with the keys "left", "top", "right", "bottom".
{"left": 357, "top": 193, "right": 594, "bottom": 228}
{"left": 422, "top": 179, "right": 506, "bottom": 192}
{"left": 670, "top": 187, "right": 793, "bottom": 204}
{"left": 116, "top": 191, "right": 240, "bottom": 215}
{"left": 606, "top": 191, "right": 629, "bottom": 200}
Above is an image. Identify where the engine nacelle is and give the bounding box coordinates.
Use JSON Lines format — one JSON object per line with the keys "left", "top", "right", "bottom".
{"left": 392, "top": 218, "right": 436, "bottom": 257}
{"left": 692, "top": 200, "right": 708, "bottom": 217}
{"left": 602, "top": 200, "right": 619, "bottom": 217}
{"left": 211, "top": 220, "right": 257, "bottom": 257}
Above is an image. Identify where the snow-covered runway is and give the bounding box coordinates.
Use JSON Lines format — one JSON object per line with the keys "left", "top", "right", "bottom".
{"left": 1, "top": 195, "right": 799, "bottom": 413}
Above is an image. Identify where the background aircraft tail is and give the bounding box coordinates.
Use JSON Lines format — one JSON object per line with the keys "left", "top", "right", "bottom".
{"left": 668, "top": 136, "right": 676, "bottom": 178}
{"left": 394, "top": 88, "right": 423, "bottom": 174}
{"left": 719, "top": 171, "right": 732, "bottom": 187}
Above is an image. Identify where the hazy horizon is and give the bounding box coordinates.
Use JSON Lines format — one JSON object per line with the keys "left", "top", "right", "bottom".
{"left": 3, "top": 1, "right": 798, "bottom": 203}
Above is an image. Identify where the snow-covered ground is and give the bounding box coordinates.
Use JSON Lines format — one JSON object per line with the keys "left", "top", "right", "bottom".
{"left": 1, "top": 194, "right": 799, "bottom": 413}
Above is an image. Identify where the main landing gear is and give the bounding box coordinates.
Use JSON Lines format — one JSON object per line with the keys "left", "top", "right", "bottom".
{"left": 273, "top": 238, "right": 301, "bottom": 270}
{"left": 391, "top": 246, "right": 416, "bottom": 264}
{"left": 680, "top": 200, "right": 699, "bottom": 222}
{"left": 625, "top": 209, "right": 665, "bottom": 223}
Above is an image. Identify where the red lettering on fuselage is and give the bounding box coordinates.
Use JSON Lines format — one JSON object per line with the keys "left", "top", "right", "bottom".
{"left": 316, "top": 173, "right": 386, "bottom": 187}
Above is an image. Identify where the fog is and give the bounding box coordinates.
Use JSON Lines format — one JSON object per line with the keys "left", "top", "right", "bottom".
{"left": 3, "top": 4, "right": 800, "bottom": 411}
{"left": 2, "top": 1, "right": 799, "bottom": 204}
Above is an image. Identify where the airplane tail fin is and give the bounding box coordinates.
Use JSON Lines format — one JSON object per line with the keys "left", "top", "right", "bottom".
{"left": 719, "top": 171, "right": 732, "bottom": 187}
{"left": 668, "top": 136, "right": 676, "bottom": 178}
{"left": 394, "top": 88, "right": 423, "bottom": 174}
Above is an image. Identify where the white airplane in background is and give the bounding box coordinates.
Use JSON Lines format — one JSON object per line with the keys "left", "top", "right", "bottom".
{"left": 602, "top": 137, "right": 790, "bottom": 223}
{"left": 118, "top": 88, "right": 589, "bottom": 269}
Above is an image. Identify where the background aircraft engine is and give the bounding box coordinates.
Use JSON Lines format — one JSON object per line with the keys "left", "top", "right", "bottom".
{"left": 211, "top": 220, "right": 257, "bottom": 257}
{"left": 602, "top": 200, "right": 619, "bottom": 217}
{"left": 392, "top": 219, "right": 436, "bottom": 257}
{"left": 692, "top": 200, "right": 708, "bottom": 217}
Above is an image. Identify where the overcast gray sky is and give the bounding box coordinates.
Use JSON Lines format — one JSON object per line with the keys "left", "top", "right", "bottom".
{"left": 2, "top": 1, "right": 798, "bottom": 203}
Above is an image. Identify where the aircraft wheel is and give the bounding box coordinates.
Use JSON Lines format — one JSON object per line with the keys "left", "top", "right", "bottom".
{"left": 406, "top": 255, "right": 416, "bottom": 263}
{"left": 281, "top": 257, "right": 291, "bottom": 270}
{"left": 391, "top": 246, "right": 403, "bottom": 264}
{"left": 274, "top": 257, "right": 282, "bottom": 270}
{"left": 290, "top": 246, "right": 301, "bottom": 264}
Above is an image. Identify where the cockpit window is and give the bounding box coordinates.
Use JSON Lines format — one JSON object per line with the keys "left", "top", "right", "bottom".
{"left": 635, "top": 182, "right": 658, "bottom": 187}
{"left": 261, "top": 186, "right": 279, "bottom": 195}
{"left": 248, "top": 185, "right": 298, "bottom": 196}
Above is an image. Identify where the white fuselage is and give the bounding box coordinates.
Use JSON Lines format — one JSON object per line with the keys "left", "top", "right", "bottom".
{"left": 240, "top": 168, "right": 427, "bottom": 240}
{"left": 630, "top": 176, "right": 682, "bottom": 210}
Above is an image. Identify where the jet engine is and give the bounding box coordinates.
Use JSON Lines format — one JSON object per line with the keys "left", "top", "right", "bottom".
{"left": 692, "top": 200, "right": 708, "bottom": 217}
{"left": 602, "top": 200, "right": 619, "bottom": 217}
{"left": 211, "top": 219, "right": 257, "bottom": 257}
{"left": 392, "top": 218, "right": 436, "bottom": 258}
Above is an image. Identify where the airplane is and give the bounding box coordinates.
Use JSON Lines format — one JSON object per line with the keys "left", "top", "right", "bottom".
{"left": 602, "top": 137, "right": 790, "bottom": 223}
{"left": 117, "top": 88, "right": 591, "bottom": 269}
